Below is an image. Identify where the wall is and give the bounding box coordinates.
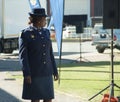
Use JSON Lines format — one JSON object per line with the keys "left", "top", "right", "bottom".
{"left": 64, "top": 0, "right": 88, "bottom": 15}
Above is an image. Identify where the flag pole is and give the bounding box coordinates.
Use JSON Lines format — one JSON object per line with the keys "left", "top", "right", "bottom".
{"left": 58, "top": 0, "right": 65, "bottom": 85}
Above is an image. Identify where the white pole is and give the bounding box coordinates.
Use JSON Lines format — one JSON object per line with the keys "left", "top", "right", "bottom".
{"left": 1, "top": 0, "right": 4, "bottom": 38}
{"left": 87, "top": 0, "right": 91, "bottom": 26}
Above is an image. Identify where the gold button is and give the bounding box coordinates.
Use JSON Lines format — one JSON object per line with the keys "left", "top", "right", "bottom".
{"left": 43, "top": 44, "right": 45, "bottom": 47}
{"left": 43, "top": 53, "right": 46, "bottom": 55}
{"left": 43, "top": 61, "right": 46, "bottom": 64}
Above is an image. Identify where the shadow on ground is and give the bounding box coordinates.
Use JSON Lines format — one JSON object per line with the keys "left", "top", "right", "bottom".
{"left": 0, "top": 88, "right": 21, "bottom": 102}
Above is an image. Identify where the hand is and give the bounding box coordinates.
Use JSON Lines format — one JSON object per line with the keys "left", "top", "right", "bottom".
{"left": 54, "top": 74, "right": 59, "bottom": 81}
{"left": 24, "top": 76, "right": 32, "bottom": 84}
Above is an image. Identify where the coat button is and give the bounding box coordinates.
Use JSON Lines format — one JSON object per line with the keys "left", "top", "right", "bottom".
{"left": 43, "top": 53, "right": 46, "bottom": 55}
{"left": 43, "top": 44, "right": 45, "bottom": 47}
{"left": 41, "top": 37, "right": 44, "bottom": 39}
{"left": 43, "top": 61, "right": 46, "bottom": 64}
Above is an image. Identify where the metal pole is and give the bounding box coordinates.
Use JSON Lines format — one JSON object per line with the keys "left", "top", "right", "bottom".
{"left": 110, "top": 28, "right": 114, "bottom": 96}
{"left": 87, "top": 0, "right": 91, "bottom": 26}
{"left": 79, "top": 34, "right": 82, "bottom": 62}
{"left": 108, "top": 28, "right": 114, "bottom": 102}
{"left": 1, "top": 0, "right": 4, "bottom": 37}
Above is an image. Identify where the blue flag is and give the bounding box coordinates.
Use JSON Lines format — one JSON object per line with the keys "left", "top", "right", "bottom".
{"left": 49, "top": 0, "right": 64, "bottom": 85}
{"left": 49, "top": 0, "right": 64, "bottom": 56}
{"left": 28, "top": 0, "right": 41, "bottom": 9}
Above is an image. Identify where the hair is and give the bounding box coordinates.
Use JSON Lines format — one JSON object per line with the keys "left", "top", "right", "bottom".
{"left": 28, "top": 16, "right": 42, "bottom": 25}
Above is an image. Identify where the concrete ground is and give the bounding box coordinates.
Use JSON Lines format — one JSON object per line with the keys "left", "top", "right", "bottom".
{"left": 0, "top": 71, "right": 84, "bottom": 102}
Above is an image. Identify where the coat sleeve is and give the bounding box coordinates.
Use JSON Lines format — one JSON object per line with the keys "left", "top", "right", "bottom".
{"left": 19, "top": 31, "right": 31, "bottom": 77}
{"left": 50, "top": 45, "right": 58, "bottom": 75}
{"left": 46, "top": 29, "right": 58, "bottom": 75}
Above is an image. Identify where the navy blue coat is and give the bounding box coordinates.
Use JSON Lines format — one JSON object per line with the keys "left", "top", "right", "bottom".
{"left": 19, "top": 26, "right": 58, "bottom": 77}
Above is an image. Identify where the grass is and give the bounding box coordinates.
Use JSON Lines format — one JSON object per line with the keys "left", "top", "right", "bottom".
{"left": 54, "top": 61, "right": 120, "bottom": 101}
{"left": 10, "top": 61, "right": 120, "bottom": 102}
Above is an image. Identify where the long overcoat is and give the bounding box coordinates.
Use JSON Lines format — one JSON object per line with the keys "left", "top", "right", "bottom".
{"left": 19, "top": 26, "right": 58, "bottom": 78}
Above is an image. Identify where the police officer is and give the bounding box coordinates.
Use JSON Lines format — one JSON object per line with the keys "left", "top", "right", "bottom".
{"left": 19, "top": 8, "right": 59, "bottom": 102}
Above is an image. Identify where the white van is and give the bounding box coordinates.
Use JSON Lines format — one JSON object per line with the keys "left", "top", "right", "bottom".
{"left": 63, "top": 26, "right": 76, "bottom": 39}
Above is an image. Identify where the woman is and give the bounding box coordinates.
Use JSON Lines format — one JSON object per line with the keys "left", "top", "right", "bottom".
{"left": 19, "top": 8, "right": 58, "bottom": 102}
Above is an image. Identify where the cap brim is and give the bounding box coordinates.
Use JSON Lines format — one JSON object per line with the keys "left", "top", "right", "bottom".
{"left": 29, "top": 12, "right": 47, "bottom": 17}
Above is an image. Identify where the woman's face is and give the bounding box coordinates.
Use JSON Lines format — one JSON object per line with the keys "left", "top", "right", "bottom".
{"left": 32, "top": 16, "right": 46, "bottom": 28}
{"left": 36, "top": 17, "right": 46, "bottom": 27}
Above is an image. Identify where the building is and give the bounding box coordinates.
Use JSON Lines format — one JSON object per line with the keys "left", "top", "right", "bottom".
{"left": 44, "top": 0, "right": 91, "bottom": 33}
{"left": 90, "top": 0, "right": 103, "bottom": 27}
{"left": 64, "top": 0, "right": 90, "bottom": 33}
{"left": 41, "top": 0, "right": 104, "bottom": 29}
